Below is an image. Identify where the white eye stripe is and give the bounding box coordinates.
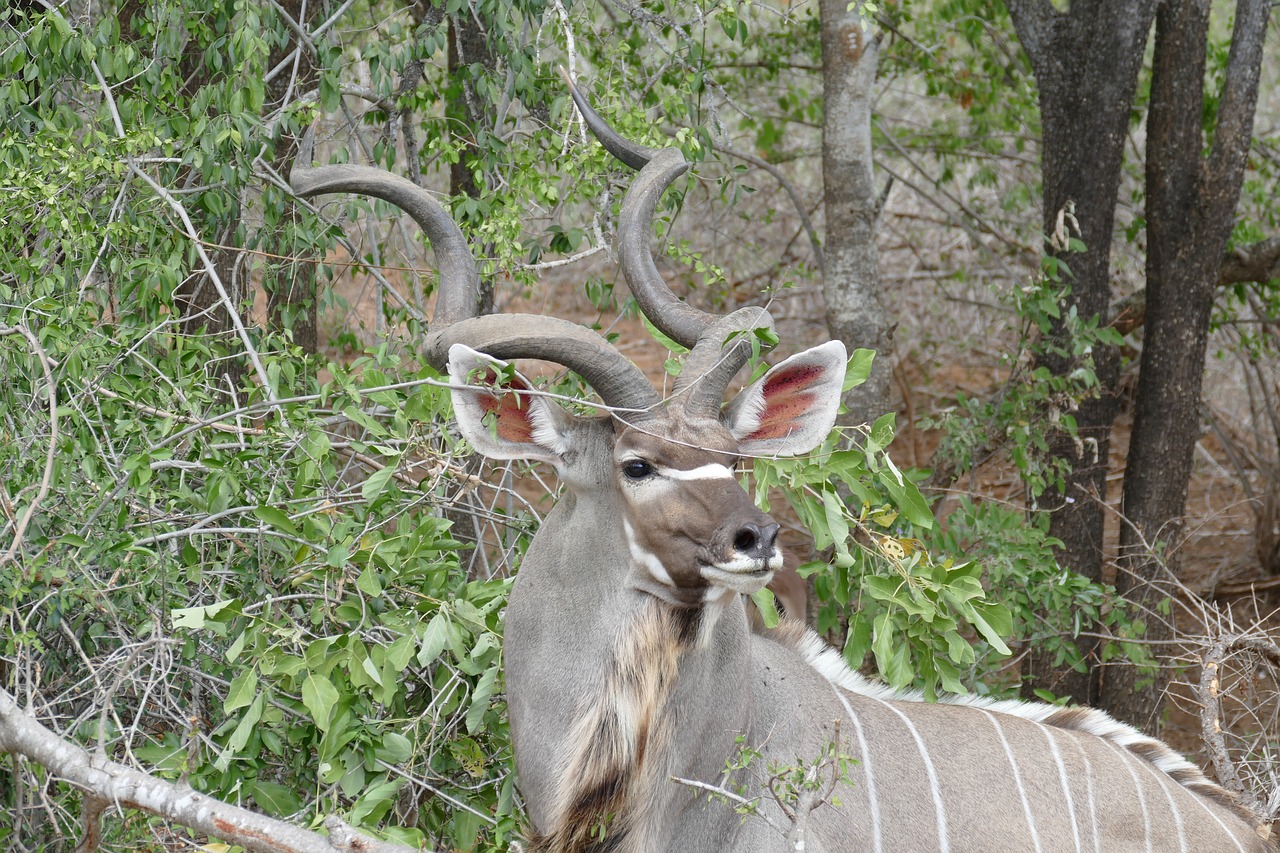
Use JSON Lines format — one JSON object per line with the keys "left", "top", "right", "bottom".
{"left": 656, "top": 463, "right": 736, "bottom": 481}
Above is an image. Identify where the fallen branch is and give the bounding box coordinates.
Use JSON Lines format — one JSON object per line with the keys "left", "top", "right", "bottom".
{"left": 0, "top": 688, "right": 420, "bottom": 853}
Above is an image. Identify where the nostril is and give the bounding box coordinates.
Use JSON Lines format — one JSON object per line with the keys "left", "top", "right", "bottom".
{"left": 760, "top": 522, "right": 780, "bottom": 552}
{"left": 733, "top": 522, "right": 781, "bottom": 557}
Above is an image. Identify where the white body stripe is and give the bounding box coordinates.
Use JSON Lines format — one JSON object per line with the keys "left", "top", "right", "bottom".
{"left": 1141, "top": 752, "right": 1189, "bottom": 853}
{"left": 879, "top": 699, "right": 951, "bottom": 853}
{"left": 1038, "top": 724, "right": 1083, "bottom": 853}
{"left": 1112, "top": 744, "right": 1155, "bottom": 853}
{"left": 1184, "top": 777, "right": 1250, "bottom": 853}
{"left": 828, "top": 683, "right": 883, "bottom": 853}
{"left": 1072, "top": 736, "right": 1102, "bottom": 853}
{"left": 981, "top": 709, "right": 1044, "bottom": 853}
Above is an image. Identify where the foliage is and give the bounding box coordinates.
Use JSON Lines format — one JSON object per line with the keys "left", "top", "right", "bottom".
{"left": 751, "top": 351, "right": 1014, "bottom": 699}
{"left": 926, "top": 497, "right": 1154, "bottom": 701}
{"left": 5, "top": 0, "right": 1275, "bottom": 846}
{"left": 928, "top": 262, "right": 1125, "bottom": 502}
{"left": 1, "top": 1, "right": 521, "bottom": 848}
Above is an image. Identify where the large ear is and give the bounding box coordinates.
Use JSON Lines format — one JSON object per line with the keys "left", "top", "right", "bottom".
{"left": 723, "top": 340, "right": 847, "bottom": 457}
{"left": 447, "top": 343, "right": 572, "bottom": 464}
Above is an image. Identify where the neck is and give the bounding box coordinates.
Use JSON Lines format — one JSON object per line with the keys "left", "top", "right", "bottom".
{"left": 506, "top": 495, "right": 755, "bottom": 850}
{"left": 530, "top": 597, "right": 699, "bottom": 852}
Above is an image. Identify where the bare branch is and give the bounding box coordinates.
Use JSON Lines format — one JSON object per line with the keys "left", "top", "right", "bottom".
{"left": 1111, "top": 236, "right": 1280, "bottom": 336}
{"left": 717, "top": 143, "right": 826, "bottom": 275}
{"left": 0, "top": 324, "right": 59, "bottom": 568}
{"left": 1199, "top": 634, "right": 1280, "bottom": 815}
{"left": 128, "top": 164, "right": 278, "bottom": 400}
{"left": 0, "top": 688, "right": 420, "bottom": 853}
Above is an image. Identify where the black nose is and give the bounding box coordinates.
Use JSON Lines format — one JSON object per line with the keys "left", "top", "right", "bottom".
{"left": 733, "top": 522, "right": 780, "bottom": 559}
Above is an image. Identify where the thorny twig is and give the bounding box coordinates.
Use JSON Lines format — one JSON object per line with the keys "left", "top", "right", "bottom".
{"left": 1200, "top": 633, "right": 1280, "bottom": 819}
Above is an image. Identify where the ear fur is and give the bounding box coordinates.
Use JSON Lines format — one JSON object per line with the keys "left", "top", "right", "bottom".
{"left": 446, "top": 344, "right": 571, "bottom": 464}
{"left": 723, "top": 340, "right": 847, "bottom": 457}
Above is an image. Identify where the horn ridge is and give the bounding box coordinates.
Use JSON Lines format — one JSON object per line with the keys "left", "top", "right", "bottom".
{"left": 675, "top": 308, "right": 776, "bottom": 419}
{"left": 567, "top": 78, "right": 779, "bottom": 402}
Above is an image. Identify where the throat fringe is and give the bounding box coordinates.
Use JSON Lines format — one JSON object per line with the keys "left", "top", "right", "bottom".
{"left": 528, "top": 601, "right": 700, "bottom": 853}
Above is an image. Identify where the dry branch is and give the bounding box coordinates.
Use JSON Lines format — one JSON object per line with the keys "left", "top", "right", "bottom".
{"left": 1199, "top": 634, "right": 1280, "bottom": 818}
{"left": 0, "top": 688, "right": 420, "bottom": 853}
{"left": 925, "top": 235, "right": 1280, "bottom": 494}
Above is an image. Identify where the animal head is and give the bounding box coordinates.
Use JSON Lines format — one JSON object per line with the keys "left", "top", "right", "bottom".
{"left": 289, "top": 74, "right": 846, "bottom": 606}
{"left": 446, "top": 339, "right": 845, "bottom": 606}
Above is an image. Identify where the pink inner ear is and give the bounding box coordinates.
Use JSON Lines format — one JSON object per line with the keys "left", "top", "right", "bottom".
{"left": 746, "top": 365, "right": 823, "bottom": 442}
{"left": 476, "top": 369, "right": 538, "bottom": 444}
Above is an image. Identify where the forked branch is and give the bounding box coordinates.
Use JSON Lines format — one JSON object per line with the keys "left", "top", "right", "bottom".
{"left": 1199, "top": 634, "right": 1280, "bottom": 818}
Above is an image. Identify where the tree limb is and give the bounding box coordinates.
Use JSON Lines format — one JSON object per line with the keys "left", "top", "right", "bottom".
{"left": 0, "top": 324, "right": 59, "bottom": 568}
{"left": 1110, "top": 236, "right": 1280, "bottom": 336}
{"left": 717, "top": 143, "right": 826, "bottom": 275}
{"left": 0, "top": 688, "right": 420, "bottom": 853}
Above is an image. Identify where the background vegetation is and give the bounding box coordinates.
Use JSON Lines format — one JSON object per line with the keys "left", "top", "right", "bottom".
{"left": 1, "top": 0, "right": 1277, "bottom": 849}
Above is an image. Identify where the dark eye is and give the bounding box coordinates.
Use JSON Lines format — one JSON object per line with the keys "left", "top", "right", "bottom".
{"left": 622, "top": 459, "right": 653, "bottom": 480}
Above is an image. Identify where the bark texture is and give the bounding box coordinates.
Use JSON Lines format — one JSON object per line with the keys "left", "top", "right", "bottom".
{"left": 820, "top": 0, "right": 890, "bottom": 428}
{"left": 1102, "top": 0, "right": 1272, "bottom": 731}
{"left": 448, "top": 12, "right": 495, "bottom": 315}
{"left": 0, "top": 688, "right": 417, "bottom": 853}
{"left": 1005, "top": 0, "right": 1158, "bottom": 706}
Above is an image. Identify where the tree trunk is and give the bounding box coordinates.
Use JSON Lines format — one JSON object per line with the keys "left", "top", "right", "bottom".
{"left": 819, "top": 0, "right": 889, "bottom": 428}
{"left": 1005, "top": 0, "right": 1158, "bottom": 706}
{"left": 1101, "top": 0, "right": 1271, "bottom": 731}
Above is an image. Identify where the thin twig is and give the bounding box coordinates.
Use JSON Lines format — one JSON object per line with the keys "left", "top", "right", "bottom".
{"left": 0, "top": 324, "right": 59, "bottom": 567}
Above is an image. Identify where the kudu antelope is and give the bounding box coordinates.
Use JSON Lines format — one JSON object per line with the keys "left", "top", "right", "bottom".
{"left": 291, "top": 88, "right": 1276, "bottom": 853}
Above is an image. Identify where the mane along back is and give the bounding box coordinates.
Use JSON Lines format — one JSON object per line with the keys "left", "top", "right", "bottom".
{"left": 762, "top": 620, "right": 1276, "bottom": 848}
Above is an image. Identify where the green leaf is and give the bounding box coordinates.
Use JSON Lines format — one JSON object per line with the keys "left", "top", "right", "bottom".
{"left": 224, "top": 668, "right": 258, "bottom": 713}
{"left": 872, "top": 612, "right": 912, "bottom": 688}
{"left": 326, "top": 542, "right": 350, "bottom": 568}
{"left": 220, "top": 692, "right": 264, "bottom": 768}
{"left": 361, "top": 463, "right": 398, "bottom": 501}
{"left": 843, "top": 348, "right": 876, "bottom": 391}
{"left": 417, "top": 612, "right": 450, "bottom": 665}
{"left": 750, "top": 587, "right": 780, "bottom": 629}
{"left": 253, "top": 781, "right": 303, "bottom": 817}
{"left": 878, "top": 460, "right": 934, "bottom": 529}
{"left": 302, "top": 671, "right": 340, "bottom": 731}
{"left": 376, "top": 731, "right": 414, "bottom": 764}
{"left": 867, "top": 412, "right": 897, "bottom": 455}
{"left": 350, "top": 779, "right": 405, "bottom": 824}
{"left": 820, "top": 489, "right": 852, "bottom": 564}
{"left": 171, "top": 599, "right": 236, "bottom": 630}
{"left": 640, "top": 312, "right": 689, "bottom": 355}
{"left": 356, "top": 563, "right": 382, "bottom": 596}
{"left": 966, "top": 603, "right": 1013, "bottom": 656}
{"left": 254, "top": 505, "right": 299, "bottom": 537}
{"left": 465, "top": 663, "right": 500, "bottom": 734}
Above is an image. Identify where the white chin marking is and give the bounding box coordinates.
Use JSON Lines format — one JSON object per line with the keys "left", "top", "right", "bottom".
{"left": 699, "top": 563, "right": 773, "bottom": 594}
